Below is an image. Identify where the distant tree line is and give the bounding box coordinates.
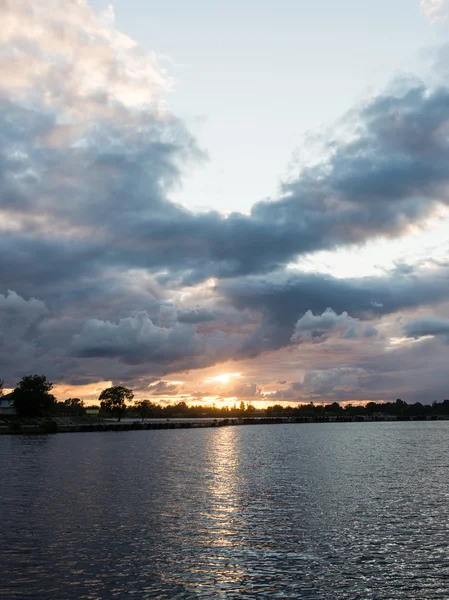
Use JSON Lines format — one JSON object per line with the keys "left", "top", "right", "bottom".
{"left": 4, "top": 374, "right": 449, "bottom": 420}
{"left": 264, "top": 398, "right": 449, "bottom": 419}
{"left": 2, "top": 377, "right": 258, "bottom": 419}
{"left": 132, "top": 399, "right": 256, "bottom": 419}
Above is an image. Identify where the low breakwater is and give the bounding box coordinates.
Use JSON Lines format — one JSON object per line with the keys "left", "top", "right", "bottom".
{"left": 2, "top": 416, "right": 279, "bottom": 434}
{"left": 1, "top": 413, "right": 449, "bottom": 434}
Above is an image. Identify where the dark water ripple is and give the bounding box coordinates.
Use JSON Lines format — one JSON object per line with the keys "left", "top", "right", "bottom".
{"left": 1, "top": 422, "right": 449, "bottom": 599}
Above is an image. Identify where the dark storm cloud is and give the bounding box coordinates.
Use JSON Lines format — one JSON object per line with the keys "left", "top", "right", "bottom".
{"left": 147, "top": 381, "right": 180, "bottom": 396}
{"left": 189, "top": 263, "right": 449, "bottom": 365}
{"left": 404, "top": 316, "right": 449, "bottom": 340}
{"left": 4, "top": 81, "right": 449, "bottom": 294}
{"left": 151, "top": 83, "right": 449, "bottom": 283}
{"left": 71, "top": 312, "right": 203, "bottom": 365}
{"left": 177, "top": 308, "right": 216, "bottom": 324}
{"left": 0, "top": 290, "right": 48, "bottom": 343}
{"left": 70, "top": 310, "right": 249, "bottom": 370}
{"left": 44, "top": 262, "right": 449, "bottom": 377}
{"left": 218, "top": 267, "right": 449, "bottom": 331}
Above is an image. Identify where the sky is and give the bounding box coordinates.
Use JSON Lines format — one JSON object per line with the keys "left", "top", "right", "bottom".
{"left": 2, "top": 0, "right": 449, "bottom": 406}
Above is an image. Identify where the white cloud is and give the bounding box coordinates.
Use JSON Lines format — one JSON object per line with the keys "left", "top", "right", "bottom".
{"left": 0, "top": 0, "right": 170, "bottom": 132}
{"left": 420, "top": 0, "right": 448, "bottom": 23}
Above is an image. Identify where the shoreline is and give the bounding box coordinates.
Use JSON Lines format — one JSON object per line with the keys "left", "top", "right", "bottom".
{"left": 1, "top": 414, "right": 449, "bottom": 435}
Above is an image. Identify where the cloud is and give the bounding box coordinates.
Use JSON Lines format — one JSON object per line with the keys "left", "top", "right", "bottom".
{"left": 0, "top": 289, "right": 48, "bottom": 342}
{"left": 5, "top": 54, "right": 449, "bottom": 295}
{"left": 2, "top": 0, "right": 449, "bottom": 403}
{"left": 268, "top": 382, "right": 303, "bottom": 400}
{"left": 302, "top": 368, "right": 366, "bottom": 396}
{"left": 3, "top": 4, "right": 449, "bottom": 292}
{"left": 267, "top": 369, "right": 366, "bottom": 400}
{"left": 292, "top": 308, "right": 377, "bottom": 343}
{"left": 3, "top": 259, "right": 448, "bottom": 388}
{"left": 147, "top": 381, "right": 181, "bottom": 396}
{"left": 70, "top": 311, "right": 248, "bottom": 370}
{"left": 420, "top": 0, "right": 448, "bottom": 23}
{"left": 218, "top": 265, "right": 449, "bottom": 349}
{"left": 71, "top": 312, "right": 203, "bottom": 365}
{"left": 228, "top": 381, "right": 261, "bottom": 398}
{"left": 177, "top": 308, "right": 216, "bottom": 324}
{"left": 0, "top": 0, "right": 168, "bottom": 112}
{"left": 0, "top": 290, "right": 54, "bottom": 385}
{"left": 404, "top": 316, "right": 449, "bottom": 340}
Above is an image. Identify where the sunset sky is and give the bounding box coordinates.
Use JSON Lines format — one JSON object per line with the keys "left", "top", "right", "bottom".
{"left": 2, "top": 0, "right": 449, "bottom": 406}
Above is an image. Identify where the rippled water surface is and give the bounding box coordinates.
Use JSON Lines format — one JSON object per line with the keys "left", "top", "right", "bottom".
{"left": 2, "top": 422, "right": 449, "bottom": 599}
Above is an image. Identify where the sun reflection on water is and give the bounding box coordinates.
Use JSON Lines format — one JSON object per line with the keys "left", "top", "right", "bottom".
{"left": 188, "top": 427, "right": 248, "bottom": 591}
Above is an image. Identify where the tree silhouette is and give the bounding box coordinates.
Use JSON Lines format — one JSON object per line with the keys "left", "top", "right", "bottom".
{"left": 63, "top": 397, "right": 85, "bottom": 416}
{"left": 99, "top": 386, "right": 134, "bottom": 421}
{"left": 12, "top": 375, "right": 56, "bottom": 417}
{"left": 134, "top": 399, "right": 156, "bottom": 420}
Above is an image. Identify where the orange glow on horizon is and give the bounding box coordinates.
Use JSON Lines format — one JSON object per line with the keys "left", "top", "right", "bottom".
{"left": 52, "top": 380, "right": 113, "bottom": 404}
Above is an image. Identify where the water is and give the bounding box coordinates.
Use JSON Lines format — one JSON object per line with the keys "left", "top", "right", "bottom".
{"left": 1, "top": 422, "right": 449, "bottom": 599}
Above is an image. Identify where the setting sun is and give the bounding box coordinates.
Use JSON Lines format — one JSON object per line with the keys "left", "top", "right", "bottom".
{"left": 205, "top": 373, "right": 241, "bottom": 384}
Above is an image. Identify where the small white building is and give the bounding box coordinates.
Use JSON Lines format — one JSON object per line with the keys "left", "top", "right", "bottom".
{"left": 0, "top": 393, "right": 16, "bottom": 415}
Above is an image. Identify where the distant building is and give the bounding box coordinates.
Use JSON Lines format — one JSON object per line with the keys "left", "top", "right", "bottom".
{"left": 0, "top": 393, "right": 16, "bottom": 415}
